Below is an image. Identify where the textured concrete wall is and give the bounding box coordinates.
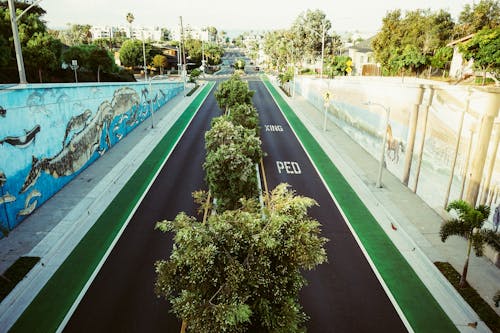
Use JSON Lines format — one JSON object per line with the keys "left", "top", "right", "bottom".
{"left": 0, "top": 81, "right": 183, "bottom": 236}
{"left": 294, "top": 76, "right": 500, "bottom": 226}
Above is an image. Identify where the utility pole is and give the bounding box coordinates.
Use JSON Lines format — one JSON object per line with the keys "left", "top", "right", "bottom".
{"left": 7, "top": 0, "right": 27, "bottom": 84}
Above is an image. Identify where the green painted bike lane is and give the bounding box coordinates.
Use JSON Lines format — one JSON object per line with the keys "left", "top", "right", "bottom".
{"left": 9, "top": 82, "right": 215, "bottom": 333}
{"left": 262, "top": 77, "right": 458, "bottom": 333}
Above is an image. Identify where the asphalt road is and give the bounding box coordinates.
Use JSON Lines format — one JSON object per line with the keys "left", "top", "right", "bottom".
{"left": 63, "top": 86, "right": 222, "bottom": 332}
{"left": 250, "top": 79, "right": 407, "bottom": 332}
{"left": 63, "top": 78, "right": 407, "bottom": 332}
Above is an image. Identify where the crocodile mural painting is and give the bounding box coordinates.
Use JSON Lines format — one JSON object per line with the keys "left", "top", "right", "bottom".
{"left": 0, "top": 81, "right": 183, "bottom": 237}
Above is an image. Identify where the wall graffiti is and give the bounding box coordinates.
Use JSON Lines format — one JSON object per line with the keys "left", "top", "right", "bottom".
{"left": 0, "top": 81, "right": 183, "bottom": 237}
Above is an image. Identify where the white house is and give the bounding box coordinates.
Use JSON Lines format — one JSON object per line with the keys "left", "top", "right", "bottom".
{"left": 348, "top": 37, "right": 379, "bottom": 76}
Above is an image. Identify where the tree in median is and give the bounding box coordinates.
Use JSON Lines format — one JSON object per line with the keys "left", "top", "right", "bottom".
{"left": 214, "top": 75, "right": 254, "bottom": 114}
{"left": 204, "top": 117, "right": 262, "bottom": 212}
{"left": 228, "top": 103, "right": 260, "bottom": 134}
{"left": 155, "top": 184, "right": 328, "bottom": 332}
{"left": 440, "top": 200, "right": 500, "bottom": 287}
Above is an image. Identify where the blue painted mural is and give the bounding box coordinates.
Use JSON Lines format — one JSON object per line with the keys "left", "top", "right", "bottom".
{"left": 0, "top": 81, "right": 183, "bottom": 237}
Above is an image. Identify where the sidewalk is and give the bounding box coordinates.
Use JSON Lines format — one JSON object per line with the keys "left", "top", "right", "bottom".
{"left": 266, "top": 79, "right": 500, "bottom": 327}
{"left": 0, "top": 83, "right": 209, "bottom": 332}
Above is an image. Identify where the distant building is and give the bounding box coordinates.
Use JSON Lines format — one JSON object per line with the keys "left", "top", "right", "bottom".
{"left": 90, "top": 25, "right": 166, "bottom": 42}
{"left": 171, "top": 25, "right": 215, "bottom": 42}
{"left": 348, "top": 37, "right": 380, "bottom": 76}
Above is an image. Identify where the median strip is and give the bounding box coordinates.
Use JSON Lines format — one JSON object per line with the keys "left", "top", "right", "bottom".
{"left": 9, "top": 82, "right": 215, "bottom": 333}
{"left": 261, "top": 76, "right": 457, "bottom": 333}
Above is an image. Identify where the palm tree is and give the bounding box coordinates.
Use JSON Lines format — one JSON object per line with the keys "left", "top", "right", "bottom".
{"left": 440, "top": 200, "right": 500, "bottom": 288}
{"left": 126, "top": 12, "right": 134, "bottom": 39}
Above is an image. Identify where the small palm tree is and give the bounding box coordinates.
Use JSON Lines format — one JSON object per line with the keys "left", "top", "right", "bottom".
{"left": 440, "top": 200, "right": 500, "bottom": 288}
{"left": 126, "top": 12, "right": 134, "bottom": 38}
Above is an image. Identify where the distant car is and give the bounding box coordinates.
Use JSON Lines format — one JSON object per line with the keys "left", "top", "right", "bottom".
{"left": 255, "top": 66, "right": 260, "bottom": 71}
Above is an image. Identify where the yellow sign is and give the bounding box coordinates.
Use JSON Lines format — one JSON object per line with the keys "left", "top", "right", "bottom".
{"left": 323, "top": 91, "right": 331, "bottom": 101}
{"left": 346, "top": 67, "right": 352, "bottom": 73}
{"left": 346, "top": 60, "right": 353, "bottom": 67}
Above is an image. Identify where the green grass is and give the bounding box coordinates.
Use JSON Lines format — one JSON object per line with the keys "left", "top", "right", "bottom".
{"left": 9, "top": 82, "right": 215, "bottom": 333}
{"left": 261, "top": 76, "right": 458, "bottom": 333}
{"left": 0, "top": 257, "right": 40, "bottom": 303}
{"left": 435, "top": 262, "right": 500, "bottom": 332}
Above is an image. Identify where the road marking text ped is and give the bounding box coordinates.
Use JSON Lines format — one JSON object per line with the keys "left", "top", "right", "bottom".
{"left": 276, "top": 161, "right": 302, "bottom": 174}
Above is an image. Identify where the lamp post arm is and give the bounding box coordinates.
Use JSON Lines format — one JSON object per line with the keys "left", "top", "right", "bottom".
{"left": 16, "top": 0, "right": 43, "bottom": 22}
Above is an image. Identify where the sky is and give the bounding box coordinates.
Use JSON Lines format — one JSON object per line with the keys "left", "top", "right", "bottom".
{"left": 39, "top": 0, "right": 476, "bottom": 34}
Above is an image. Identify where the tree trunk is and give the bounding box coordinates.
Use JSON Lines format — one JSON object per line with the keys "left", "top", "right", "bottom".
{"left": 97, "top": 65, "right": 101, "bottom": 83}
{"left": 38, "top": 68, "right": 43, "bottom": 83}
{"left": 459, "top": 237, "right": 473, "bottom": 288}
{"left": 180, "top": 320, "right": 187, "bottom": 333}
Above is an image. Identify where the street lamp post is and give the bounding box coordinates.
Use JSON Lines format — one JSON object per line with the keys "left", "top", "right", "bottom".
{"left": 141, "top": 31, "right": 148, "bottom": 81}
{"left": 8, "top": 0, "right": 44, "bottom": 84}
{"left": 323, "top": 91, "right": 331, "bottom": 131}
{"left": 320, "top": 22, "right": 325, "bottom": 79}
{"left": 8, "top": 0, "right": 27, "bottom": 84}
{"left": 365, "top": 102, "right": 391, "bottom": 188}
{"left": 148, "top": 78, "right": 155, "bottom": 129}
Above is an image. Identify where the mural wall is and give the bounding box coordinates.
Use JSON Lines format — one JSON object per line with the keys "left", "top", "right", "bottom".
{"left": 0, "top": 81, "right": 183, "bottom": 237}
{"left": 293, "top": 77, "right": 500, "bottom": 230}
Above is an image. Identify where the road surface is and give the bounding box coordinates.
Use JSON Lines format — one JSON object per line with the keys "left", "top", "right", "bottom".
{"left": 63, "top": 79, "right": 407, "bottom": 332}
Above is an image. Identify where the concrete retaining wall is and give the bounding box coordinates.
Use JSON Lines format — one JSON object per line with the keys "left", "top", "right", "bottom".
{"left": 0, "top": 81, "right": 183, "bottom": 237}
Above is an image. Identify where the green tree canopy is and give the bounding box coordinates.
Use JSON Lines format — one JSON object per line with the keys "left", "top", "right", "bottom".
{"left": 62, "top": 44, "right": 116, "bottom": 79}
{"left": 153, "top": 54, "right": 168, "bottom": 74}
{"left": 372, "top": 8, "right": 455, "bottom": 75}
{"left": 155, "top": 184, "right": 328, "bottom": 332}
{"left": 325, "top": 55, "right": 352, "bottom": 77}
{"left": 234, "top": 58, "right": 245, "bottom": 70}
{"left": 0, "top": 2, "right": 47, "bottom": 69}
{"left": 184, "top": 38, "right": 202, "bottom": 64}
{"left": 24, "top": 32, "right": 62, "bottom": 82}
{"left": 119, "top": 39, "right": 149, "bottom": 67}
{"left": 430, "top": 46, "right": 453, "bottom": 72}
{"left": 441, "top": 200, "right": 499, "bottom": 287}
{"left": 204, "top": 43, "right": 224, "bottom": 65}
{"left": 263, "top": 29, "right": 294, "bottom": 72}
{"left": 204, "top": 117, "right": 262, "bottom": 211}
{"left": 459, "top": 27, "right": 500, "bottom": 81}
{"left": 291, "top": 9, "right": 331, "bottom": 62}
{"left": 456, "top": 0, "right": 500, "bottom": 37}
{"left": 214, "top": 74, "right": 254, "bottom": 112}
{"left": 54, "top": 24, "right": 92, "bottom": 46}
{"left": 228, "top": 103, "right": 260, "bottom": 133}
